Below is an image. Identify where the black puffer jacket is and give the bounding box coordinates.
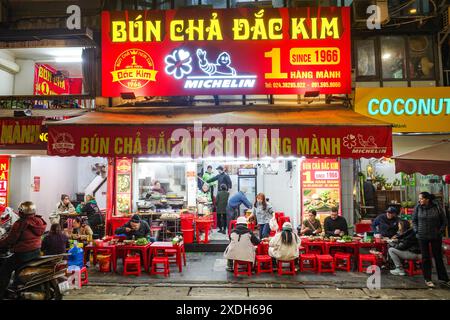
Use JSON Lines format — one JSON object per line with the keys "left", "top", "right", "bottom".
{"left": 394, "top": 229, "right": 420, "bottom": 254}
{"left": 412, "top": 201, "right": 447, "bottom": 240}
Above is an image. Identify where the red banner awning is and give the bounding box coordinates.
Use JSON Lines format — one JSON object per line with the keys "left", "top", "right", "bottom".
{"left": 394, "top": 140, "right": 450, "bottom": 176}
{"left": 0, "top": 117, "right": 47, "bottom": 150}
{"left": 46, "top": 108, "right": 393, "bottom": 159}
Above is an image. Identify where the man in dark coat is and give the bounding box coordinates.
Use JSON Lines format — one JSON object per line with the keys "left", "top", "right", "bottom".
{"left": 207, "top": 166, "right": 232, "bottom": 194}
{"left": 115, "top": 214, "right": 151, "bottom": 240}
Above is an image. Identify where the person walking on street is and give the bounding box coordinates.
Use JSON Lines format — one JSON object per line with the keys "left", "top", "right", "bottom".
{"left": 412, "top": 192, "right": 450, "bottom": 288}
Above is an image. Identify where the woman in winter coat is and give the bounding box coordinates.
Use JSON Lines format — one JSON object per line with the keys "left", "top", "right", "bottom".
{"left": 268, "top": 222, "right": 301, "bottom": 261}
{"left": 412, "top": 192, "right": 449, "bottom": 288}
{"left": 388, "top": 220, "right": 421, "bottom": 276}
{"left": 224, "top": 216, "right": 260, "bottom": 271}
{"left": 76, "top": 195, "right": 104, "bottom": 239}
{"left": 41, "top": 223, "right": 69, "bottom": 256}
{"left": 250, "top": 193, "right": 274, "bottom": 239}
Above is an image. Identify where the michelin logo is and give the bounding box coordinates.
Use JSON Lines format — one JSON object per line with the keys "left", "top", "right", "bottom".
{"left": 164, "top": 48, "right": 256, "bottom": 89}
{"left": 184, "top": 49, "right": 256, "bottom": 89}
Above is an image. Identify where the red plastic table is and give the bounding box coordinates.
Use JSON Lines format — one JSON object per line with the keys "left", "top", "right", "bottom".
{"left": 149, "top": 241, "right": 183, "bottom": 272}
{"left": 84, "top": 244, "right": 117, "bottom": 272}
{"left": 115, "top": 243, "right": 151, "bottom": 272}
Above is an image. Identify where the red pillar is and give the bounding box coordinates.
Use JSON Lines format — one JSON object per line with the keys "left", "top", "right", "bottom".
{"left": 106, "top": 157, "right": 116, "bottom": 235}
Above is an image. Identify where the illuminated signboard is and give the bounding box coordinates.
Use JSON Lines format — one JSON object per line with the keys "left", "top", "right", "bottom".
{"left": 300, "top": 158, "right": 341, "bottom": 226}
{"left": 0, "top": 156, "right": 9, "bottom": 213}
{"left": 355, "top": 87, "right": 450, "bottom": 133}
{"left": 101, "top": 7, "right": 351, "bottom": 97}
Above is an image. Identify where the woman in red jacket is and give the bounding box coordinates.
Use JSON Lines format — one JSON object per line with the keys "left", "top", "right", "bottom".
{"left": 0, "top": 201, "right": 46, "bottom": 299}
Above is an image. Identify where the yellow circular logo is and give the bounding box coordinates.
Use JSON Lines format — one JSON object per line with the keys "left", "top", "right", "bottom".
{"left": 111, "top": 48, "right": 158, "bottom": 90}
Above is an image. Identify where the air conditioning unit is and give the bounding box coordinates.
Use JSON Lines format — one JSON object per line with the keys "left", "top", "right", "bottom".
{"left": 353, "top": 0, "right": 388, "bottom": 24}
{"left": 235, "top": 1, "right": 274, "bottom": 8}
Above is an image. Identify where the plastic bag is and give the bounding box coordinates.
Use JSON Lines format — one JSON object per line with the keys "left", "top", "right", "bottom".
{"left": 269, "top": 217, "right": 279, "bottom": 232}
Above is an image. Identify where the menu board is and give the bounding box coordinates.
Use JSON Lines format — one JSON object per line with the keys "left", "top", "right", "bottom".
{"left": 301, "top": 158, "right": 341, "bottom": 223}
{"left": 115, "top": 158, "right": 132, "bottom": 216}
{"left": 0, "top": 156, "right": 10, "bottom": 213}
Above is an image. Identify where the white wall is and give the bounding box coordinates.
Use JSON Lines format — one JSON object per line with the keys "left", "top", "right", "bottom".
{"left": 0, "top": 51, "right": 16, "bottom": 95}
{"left": 13, "top": 59, "right": 35, "bottom": 95}
{"left": 8, "top": 156, "right": 108, "bottom": 228}
{"left": 9, "top": 157, "right": 31, "bottom": 209}
{"left": 257, "top": 160, "right": 300, "bottom": 228}
{"left": 29, "top": 157, "right": 78, "bottom": 226}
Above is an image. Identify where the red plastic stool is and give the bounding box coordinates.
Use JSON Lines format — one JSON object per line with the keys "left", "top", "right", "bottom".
{"left": 234, "top": 260, "right": 252, "bottom": 277}
{"left": 405, "top": 259, "right": 422, "bottom": 276}
{"left": 228, "top": 220, "right": 237, "bottom": 236}
{"left": 151, "top": 257, "right": 170, "bottom": 277}
{"left": 299, "top": 254, "right": 317, "bottom": 272}
{"left": 334, "top": 253, "right": 352, "bottom": 272}
{"left": 358, "top": 254, "right": 377, "bottom": 273}
{"left": 123, "top": 255, "right": 141, "bottom": 276}
{"left": 316, "top": 255, "right": 335, "bottom": 274}
{"left": 255, "top": 255, "right": 273, "bottom": 274}
{"left": 165, "top": 248, "right": 178, "bottom": 265}
{"left": 277, "top": 260, "right": 296, "bottom": 276}
{"left": 269, "top": 230, "right": 276, "bottom": 237}
{"left": 257, "top": 242, "right": 269, "bottom": 255}
{"left": 80, "top": 266, "right": 88, "bottom": 286}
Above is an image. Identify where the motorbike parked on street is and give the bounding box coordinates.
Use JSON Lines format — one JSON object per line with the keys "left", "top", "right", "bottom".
{"left": 0, "top": 252, "right": 68, "bottom": 300}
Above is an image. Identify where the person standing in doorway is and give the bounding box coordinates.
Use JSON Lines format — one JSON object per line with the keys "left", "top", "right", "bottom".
{"left": 412, "top": 192, "right": 449, "bottom": 288}
{"left": 202, "top": 165, "right": 217, "bottom": 201}
{"left": 207, "top": 165, "right": 232, "bottom": 195}
{"left": 250, "top": 193, "right": 274, "bottom": 239}
{"left": 216, "top": 184, "right": 230, "bottom": 234}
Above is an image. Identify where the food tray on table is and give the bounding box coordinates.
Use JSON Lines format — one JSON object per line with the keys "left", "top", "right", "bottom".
{"left": 160, "top": 213, "right": 180, "bottom": 220}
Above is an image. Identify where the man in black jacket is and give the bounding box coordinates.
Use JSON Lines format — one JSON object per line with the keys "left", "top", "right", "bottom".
{"left": 207, "top": 166, "right": 232, "bottom": 195}
{"left": 388, "top": 220, "right": 421, "bottom": 276}
{"left": 115, "top": 214, "right": 151, "bottom": 240}
{"left": 323, "top": 207, "right": 348, "bottom": 237}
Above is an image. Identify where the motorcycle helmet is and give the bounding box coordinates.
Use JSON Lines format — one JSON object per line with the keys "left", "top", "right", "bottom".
{"left": 18, "top": 201, "right": 36, "bottom": 215}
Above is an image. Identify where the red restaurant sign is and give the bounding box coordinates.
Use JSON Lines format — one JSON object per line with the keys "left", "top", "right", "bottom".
{"left": 0, "top": 156, "right": 10, "bottom": 213}
{"left": 47, "top": 124, "right": 392, "bottom": 159}
{"left": 101, "top": 7, "right": 351, "bottom": 97}
{"left": 34, "top": 64, "right": 70, "bottom": 95}
{"left": 0, "top": 117, "right": 47, "bottom": 149}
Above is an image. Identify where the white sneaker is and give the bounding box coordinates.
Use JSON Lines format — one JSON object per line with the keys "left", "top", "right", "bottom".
{"left": 425, "top": 281, "right": 435, "bottom": 288}
{"left": 390, "top": 268, "right": 405, "bottom": 276}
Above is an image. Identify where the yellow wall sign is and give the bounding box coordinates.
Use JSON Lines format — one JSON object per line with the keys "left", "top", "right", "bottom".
{"left": 354, "top": 87, "right": 450, "bottom": 133}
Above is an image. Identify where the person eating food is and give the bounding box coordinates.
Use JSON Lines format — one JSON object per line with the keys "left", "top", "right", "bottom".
{"left": 114, "top": 214, "right": 151, "bottom": 240}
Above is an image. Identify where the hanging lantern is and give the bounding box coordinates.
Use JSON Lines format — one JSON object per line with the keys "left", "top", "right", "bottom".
{"left": 444, "top": 175, "right": 450, "bottom": 184}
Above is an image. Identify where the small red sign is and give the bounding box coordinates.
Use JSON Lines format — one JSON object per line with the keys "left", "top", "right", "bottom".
{"left": 0, "top": 156, "right": 10, "bottom": 212}
{"left": 33, "top": 176, "right": 40, "bottom": 192}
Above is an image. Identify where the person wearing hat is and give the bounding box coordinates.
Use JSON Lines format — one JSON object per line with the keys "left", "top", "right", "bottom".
{"left": 0, "top": 201, "right": 47, "bottom": 299}
{"left": 224, "top": 216, "right": 261, "bottom": 271}
{"left": 202, "top": 165, "right": 218, "bottom": 199}
{"left": 206, "top": 165, "right": 232, "bottom": 195}
{"left": 115, "top": 214, "right": 151, "bottom": 240}
{"left": 268, "top": 221, "right": 301, "bottom": 262}
{"left": 372, "top": 206, "right": 400, "bottom": 238}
